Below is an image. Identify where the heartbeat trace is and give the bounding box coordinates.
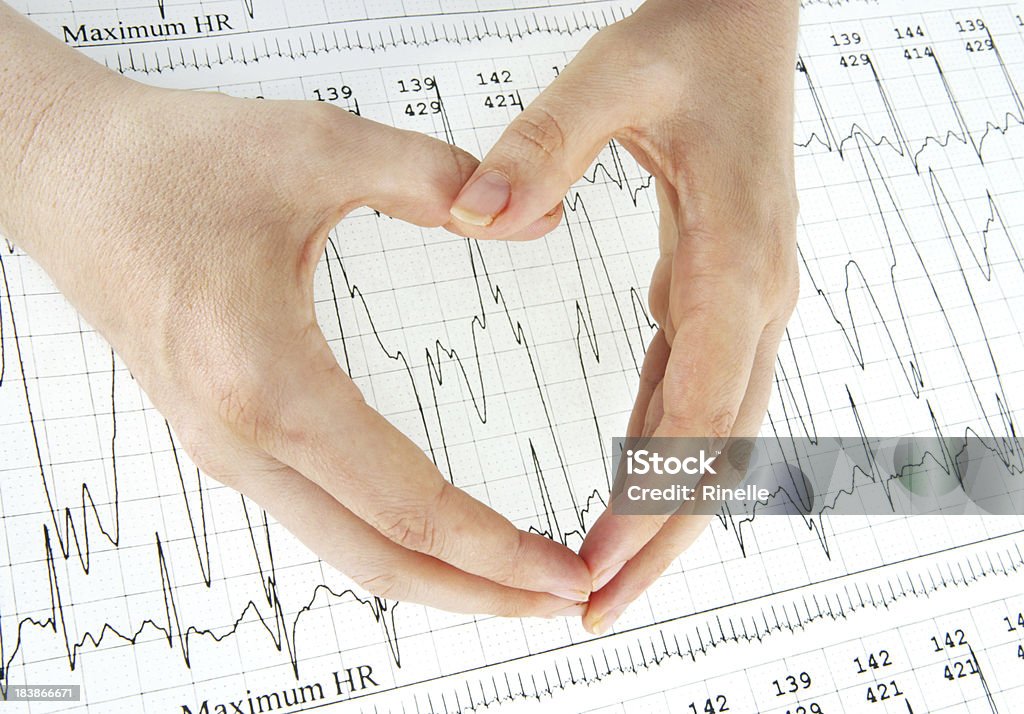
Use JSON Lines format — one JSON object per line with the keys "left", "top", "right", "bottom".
{"left": 1, "top": 5, "right": 1023, "bottom": 706}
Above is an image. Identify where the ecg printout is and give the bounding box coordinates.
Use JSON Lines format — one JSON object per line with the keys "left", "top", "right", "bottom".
{"left": 3, "top": 0, "right": 1024, "bottom": 712}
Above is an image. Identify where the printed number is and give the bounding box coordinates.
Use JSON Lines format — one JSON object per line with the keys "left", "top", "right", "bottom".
{"left": 966, "top": 39, "right": 995, "bottom": 52}
{"left": 404, "top": 101, "right": 442, "bottom": 116}
{"left": 830, "top": 32, "right": 862, "bottom": 46}
{"left": 688, "top": 695, "right": 729, "bottom": 713}
{"left": 483, "top": 92, "right": 524, "bottom": 110}
{"left": 854, "top": 650, "right": 892, "bottom": 673}
{"left": 311, "top": 86, "right": 352, "bottom": 102}
{"left": 839, "top": 53, "right": 871, "bottom": 67}
{"left": 786, "top": 706, "right": 823, "bottom": 714}
{"left": 944, "top": 657, "right": 979, "bottom": 680}
{"left": 773, "top": 672, "right": 812, "bottom": 697}
{"left": 476, "top": 70, "right": 512, "bottom": 85}
{"left": 1017, "top": 644, "right": 1024, "bottom": 660}
{"left": 894, "top": 25, "right": 925, "bottom": 40}
{"left": 956, "top": 18, "right": 986, "bottom": 32}
{"left": 397, "top": 77, "right": 436, "bottom": 93}
{"left": 904, "top": 46, "right": 935, "bottom": 60}
{"left": 866, "top": 681, "right": 904, "bottom": 703}
{"left": 1004, "top": 613, "right": 1024, "bottom": 632}
{"left": 932, "top": 630, "right": 968, "bottom": 651}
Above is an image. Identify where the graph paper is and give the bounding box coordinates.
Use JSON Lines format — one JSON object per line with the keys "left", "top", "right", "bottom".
{"left": 2, "top": 0, "right": 1024, "bottom": 711}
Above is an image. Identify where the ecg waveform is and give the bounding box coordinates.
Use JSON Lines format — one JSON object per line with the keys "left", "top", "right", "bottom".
{"left": 2, "top": 1, "right": 1024, "bottom": 712}
{"left": 382, "top": 539, "right": 1024, "bottom": 713}
{"left": 99, "top": 9, "right": 628, "bottom": 73}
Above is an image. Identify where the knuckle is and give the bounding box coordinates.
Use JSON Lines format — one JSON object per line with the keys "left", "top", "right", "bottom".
{"left": 210, "top": 373, "right": 279, "bottom": 447}
{"left": 497, "top": 527, "right": 528, "bottom": 584}
{"left": 708, "top": 407, "right": 738, "bottom": 440}
{"left": 377, "top": 502, "right": 442, "bottom": 556}
{"left": 447, "top": 144, "right": 480, "bottom": 185}
{"left": 351, "top": 570, "right": 406, "bottom": 601}
{"left": 662, "top": 405, "right": 736, "bottom": 440}
{"left": 506, "top": 106, "right": 567, "bottom": 163}
{"left": 661, "top": 332, "right": 743, "bottom": 438}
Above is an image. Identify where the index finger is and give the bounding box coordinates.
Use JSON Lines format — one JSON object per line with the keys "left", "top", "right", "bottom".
{"left": 580, "top": 289, "right": 762, "bottom": 588}
{"left": 267, "top": 346, "right": 593, "bottom": 601}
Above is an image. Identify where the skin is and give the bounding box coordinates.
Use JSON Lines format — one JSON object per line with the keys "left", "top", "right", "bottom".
{"left": 1, "top": 0, "right": 799, "bottom": 631}
{"left": 0, "top": 3, "right": 591, "bottom": 618}
{"left": 448, "top": 0, "right": 800, "bottom": 633}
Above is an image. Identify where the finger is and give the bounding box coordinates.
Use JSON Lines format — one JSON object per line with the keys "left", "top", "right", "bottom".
{"left": 655, "top": 179, "right": 681, "bottom": 259}
{"left": 319, "top": 109, "right": 480, "bottom": 228}
{"left": 657, "top": 275, "right": 763, "bottom": 441}
{"left": 583, "top": 323, "right": 785, "bottom": 633}
{"left": 625, "top": 329, "right": 670, "bottom": 438}
{"left": 648, "top": 256, "right": 673, "bottom": 339}
{"left": 584, "top": 510, "right": 713, "bottom": 635}
{"left": 448, "top": 50, "right": 637, "bottom": 239}
{"left": 580, "top": 287, "right": 763, "bottom": 591}
{"left": 265, "top": 335, "right": 593, "bottom": 601}
{"left": 235, "top": 465, "right": 587, "bottom": 618}
{"left": 650, "top": 180, "right": 678, "bottom": 338}
{"left": 641, "top": 382, "right": 666, "bottom": 437}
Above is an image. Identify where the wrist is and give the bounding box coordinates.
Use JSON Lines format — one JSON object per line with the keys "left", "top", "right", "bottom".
{"left": 0, "top": 6, "right": 142, "bottom": 259}
{"left": 2, "top": 73, "right": 135, "bottom": 241}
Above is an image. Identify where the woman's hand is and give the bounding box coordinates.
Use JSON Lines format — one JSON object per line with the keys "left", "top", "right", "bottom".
{"left": 0, "top": 5, "right": 592, "bottom": 616}
{"left": 447, "top": 0, "right": 801, "bottom": 632}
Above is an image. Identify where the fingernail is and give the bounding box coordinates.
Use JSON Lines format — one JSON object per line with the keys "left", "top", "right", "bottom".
{"left": 547, "top": 602, "right": 587, "bottom": 618}
{"left": 588, "top": 603, "right": 627, "bottom": 635}
{"left": 548, "top": 588, "right": 590, "bottom": 602}
{"left": 592, "top": 560, "right": 627, "bottom": 592}
{"left": 544, "top": 204, "right": 561, "bottom": 217}
{"left": 450, "top": 172, "right": 511, "bottom": 226}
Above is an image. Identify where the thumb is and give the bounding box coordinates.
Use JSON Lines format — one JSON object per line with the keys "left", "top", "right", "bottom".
{"left": 339, "top": 114, "right": 479, "bottom": 228}
{"left": 448, "top": 57, "right": 637, "bottom": 240}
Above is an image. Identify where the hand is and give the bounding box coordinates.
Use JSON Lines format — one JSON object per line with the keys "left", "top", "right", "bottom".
{"left": 1, "top": 15, "right": 592, "bottom": 616}
{"left": 447, "top": 0, "right": 800, "bottom": 632}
